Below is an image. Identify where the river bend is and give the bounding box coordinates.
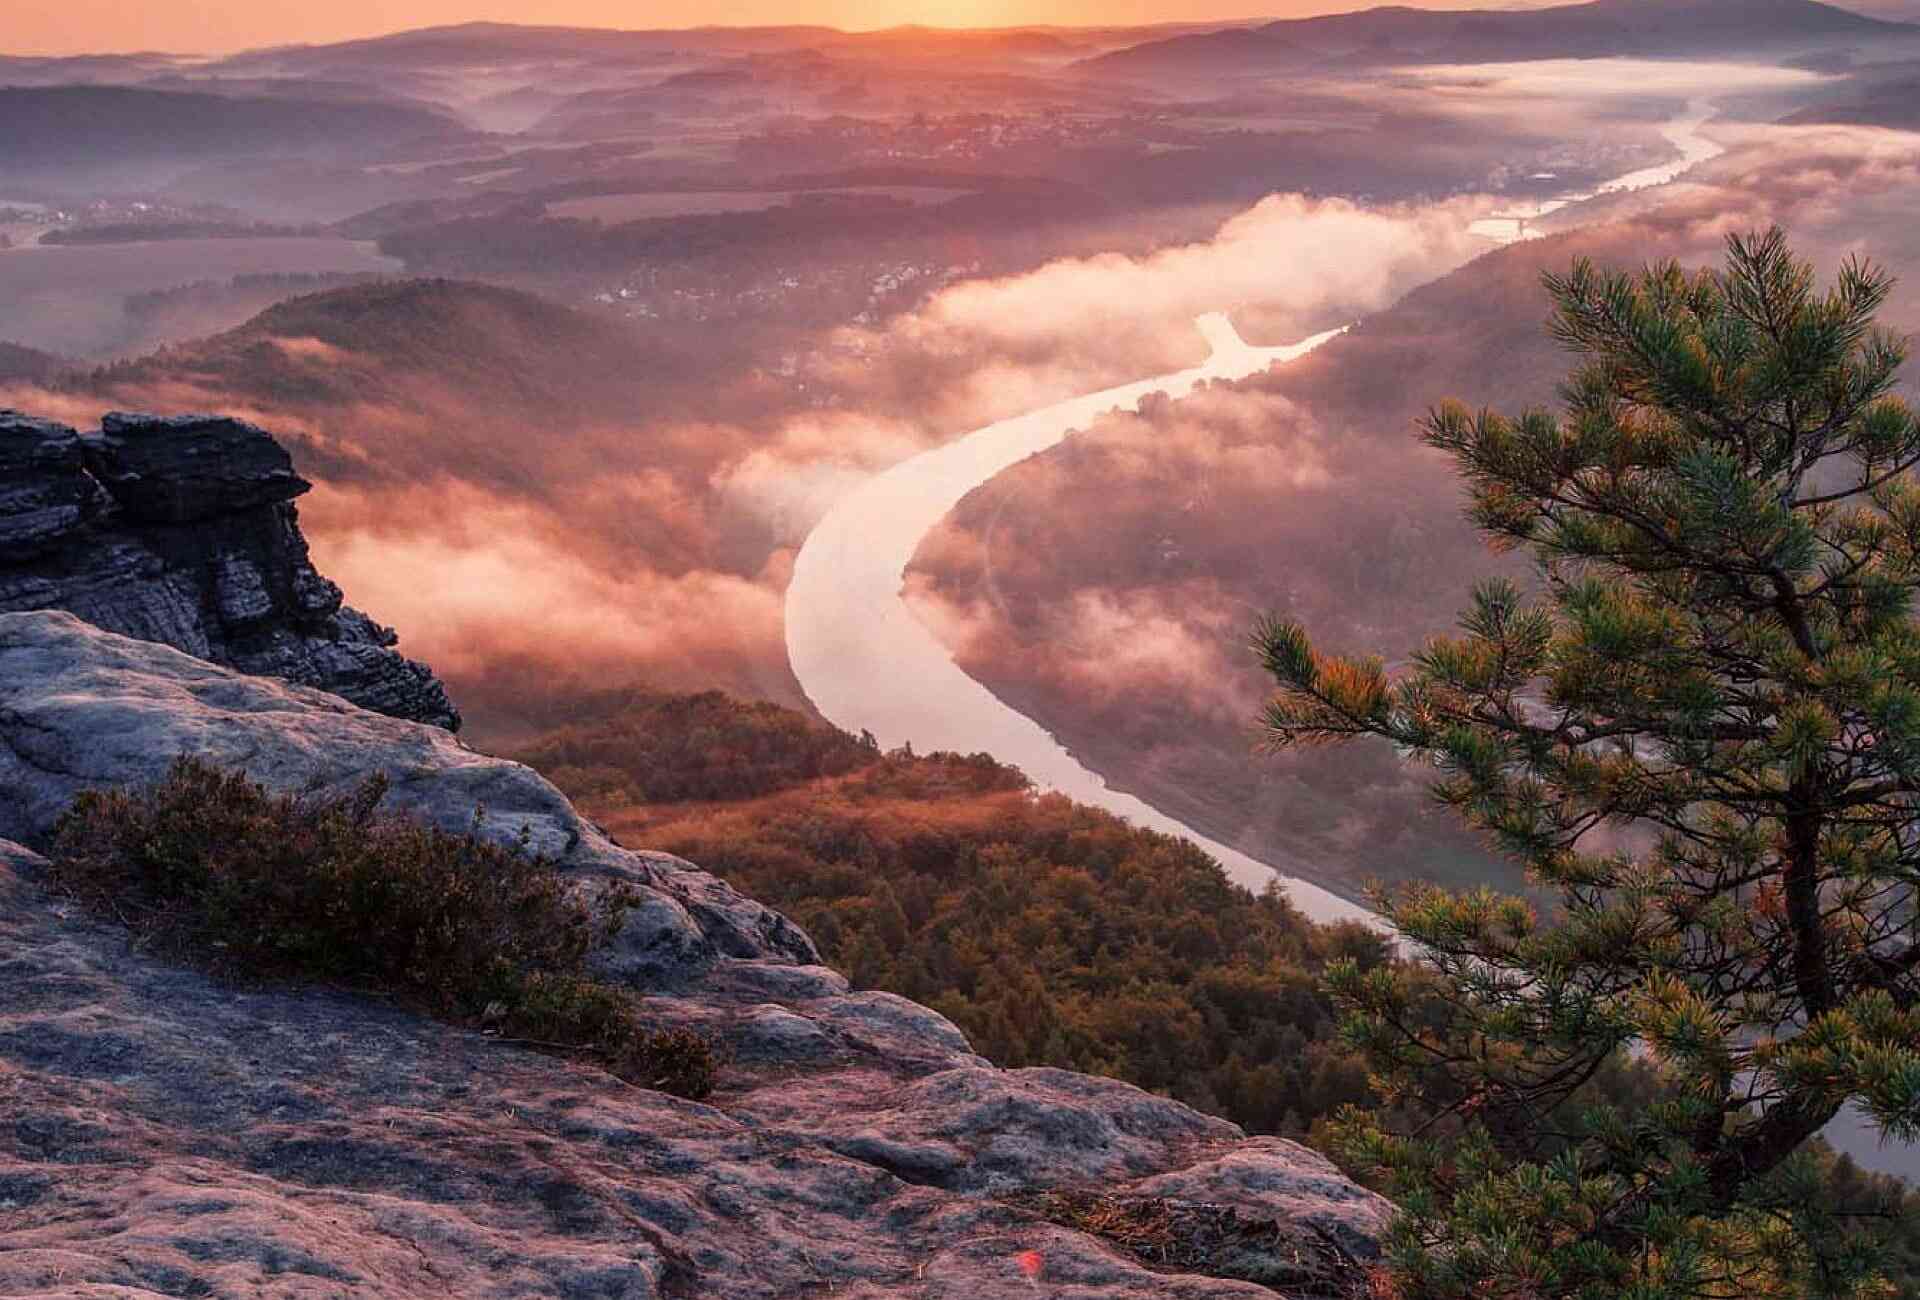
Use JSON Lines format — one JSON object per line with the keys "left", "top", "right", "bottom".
{"left": 785, "top": 106, "right": 1724, "bottom": 928}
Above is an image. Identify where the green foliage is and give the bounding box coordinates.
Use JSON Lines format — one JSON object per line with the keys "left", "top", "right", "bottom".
{"left": 1258, "top": 229, "right": 1920, "bottom": 1297}
{"left": 51, "top": 757, "right": 714, "bottom": 1098}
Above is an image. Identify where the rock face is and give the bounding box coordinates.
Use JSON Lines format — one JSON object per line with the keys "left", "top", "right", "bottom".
{"left": 0, "top": 610, "right": 1393, "bottom": 1298}
{"left": 0, "top": 409, "right": 460, "bottom": 730}
{"left": 0, "top": 610, "right": 811, "bottom": 987}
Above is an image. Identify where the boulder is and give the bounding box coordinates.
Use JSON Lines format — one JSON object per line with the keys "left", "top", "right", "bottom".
{"left": 0, "top": 409, "right": 459, "bottom": 730}
{"left": 92, "top": 411, "right": 310, "bottom": 523}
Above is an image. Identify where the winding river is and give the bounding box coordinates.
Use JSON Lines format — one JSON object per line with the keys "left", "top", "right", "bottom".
{"left": 787, "top": 317, "right": 1372, "bottom": 926}
{"left": 1468, "top": 97, "right": 1722, "bottom": 242}
{"left": 784, "top": 105, "right": 1726, "bottom": 929}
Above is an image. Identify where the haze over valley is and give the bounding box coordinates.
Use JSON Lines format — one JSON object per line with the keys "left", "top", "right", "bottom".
{"left": 11, "top": 2, "right": 1916, "bottom": 887}
{"left": 9, "top": 2, "right": 1920, "bottom": 1287}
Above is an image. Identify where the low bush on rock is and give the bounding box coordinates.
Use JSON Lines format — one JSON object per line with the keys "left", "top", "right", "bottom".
{"left": 49, "top": 756, "right": 715, "bottom": 1098}
{"left": 1013, "top": 1190, "right": 1371, "bottom": 1296}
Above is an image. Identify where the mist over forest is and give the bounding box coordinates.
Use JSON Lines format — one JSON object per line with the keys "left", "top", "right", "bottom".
{"left": 9, "top": 0, "right": 1920, "bottom": 1258}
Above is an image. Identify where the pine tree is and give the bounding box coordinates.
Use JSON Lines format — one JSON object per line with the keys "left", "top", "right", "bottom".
{"left": 1255, "top": 229, "right": 1920, "bottom": 1298}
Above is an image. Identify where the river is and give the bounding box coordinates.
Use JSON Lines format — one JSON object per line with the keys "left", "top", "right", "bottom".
{"left": 1468, "top": 97, "right": 1723, "bottom": 242}
{"left": 787, "top": 105, "right": 1728, "bottom": 928}
{"left": 786, "top": 317, "right": 1374, "bottom": 927}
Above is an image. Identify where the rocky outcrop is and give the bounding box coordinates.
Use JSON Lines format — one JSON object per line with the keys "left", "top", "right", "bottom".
{"left": 0, "top": 610, "right": 1392, "bottom": 1298}
{"left": 0, "top": 409, "right": 459, "bottom": 730}
{"left": 0, "top": 610, "right": 812, "bottom": 987}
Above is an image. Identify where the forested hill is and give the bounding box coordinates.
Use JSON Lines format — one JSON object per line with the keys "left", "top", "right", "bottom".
{"left": 80, "top": 279, "right": 657, "bottom": 418}
{"left": 513, "top": 685, "right": 1920, "bottom": 1283}
{"left": 1082, "top": 0, "right": 1913, "bottom": 77}
{"left": 511, "top": 686, "right": 1389, "bottom": 1136}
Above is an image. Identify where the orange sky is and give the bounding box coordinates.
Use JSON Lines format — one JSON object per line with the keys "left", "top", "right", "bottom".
{"left": 15, "top": 0, "right": 1915, "bottom": 58}
{"left": 9, "top": 0, "right": 1550, "bottom": 57}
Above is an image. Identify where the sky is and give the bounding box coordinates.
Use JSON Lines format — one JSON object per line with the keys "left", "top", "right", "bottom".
{"left": 11, "top": 0, "right": 1920, "bottom": 59}
{"left": 7, "top": 0, "right": 1548, "bottom": 57}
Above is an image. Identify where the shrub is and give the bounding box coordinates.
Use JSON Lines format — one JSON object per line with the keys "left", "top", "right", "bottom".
{"left": 50, "top": 756, "right": 715, "bottom": 1099}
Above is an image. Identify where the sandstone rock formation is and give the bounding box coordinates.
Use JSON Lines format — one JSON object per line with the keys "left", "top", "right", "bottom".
{"left": 0, "top": 610, "right": 1392, "bottom": 1298}
{"left": 0, "top": 409, "right": 459, "bottom": 730}
{"left": 0, "top": 609, "right": 813, "bottom": 988}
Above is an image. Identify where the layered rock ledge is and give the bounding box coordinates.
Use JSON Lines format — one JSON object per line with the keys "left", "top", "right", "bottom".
{"left": 0, "top": 610, "right": 1391, "bottom": 1298}
{"left": 0, "top": 409, "right": 459, "bottom": 730}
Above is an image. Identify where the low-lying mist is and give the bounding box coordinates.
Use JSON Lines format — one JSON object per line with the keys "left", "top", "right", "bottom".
{"left": 905, "top": 121, "right": 1920, "bottom": 900}
{"left": 1, "top": 181, "right": 1507, "bottom": 740}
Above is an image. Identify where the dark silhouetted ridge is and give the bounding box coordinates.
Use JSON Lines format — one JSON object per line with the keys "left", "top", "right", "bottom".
{"left": 1082, "top": 0, "right": 1914, "bottom": 77}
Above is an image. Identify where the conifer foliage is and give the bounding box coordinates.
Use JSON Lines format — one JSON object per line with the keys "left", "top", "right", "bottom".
{"left": 1256, "top": 229, "right": 1920, "bottom": 1297}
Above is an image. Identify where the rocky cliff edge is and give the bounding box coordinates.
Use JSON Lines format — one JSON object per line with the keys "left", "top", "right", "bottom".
{"left": 0, "top": 609, "right": 1392, "bottom": 1297}
{"left": 0, "top": 409, "right": 459, "bottom": 731}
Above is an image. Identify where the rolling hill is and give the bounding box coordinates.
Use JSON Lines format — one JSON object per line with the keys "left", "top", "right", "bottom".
{"left": 0, "top": 342, "right": 71, "bottom": 386}
{"left": 0, "top": 85, "right": 471, "bottom": 176}
{"left": 75, "top": 278, "right": 672, "bottom": 433}
{"left": 1082, "top": 0, "right": 1916, "bottom": 78}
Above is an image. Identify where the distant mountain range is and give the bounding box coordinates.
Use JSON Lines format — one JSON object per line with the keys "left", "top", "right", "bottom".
{"left": 0, "top": 19, "right": 1252, "bottom": 167}
{"left": 1, "top": 19, "right": 1259, "bottom": 88}
{"left": 1081, "top": 0, "right": 1917, "bottom": 78}
{"left": 202, "top": 19, "right": 1238, "bottom": 80}
{"left": 0, "top": 85, "right": 468, "bottom": 172}
{"left": 9, "top": 4, "right": 1909, "bottom": 92}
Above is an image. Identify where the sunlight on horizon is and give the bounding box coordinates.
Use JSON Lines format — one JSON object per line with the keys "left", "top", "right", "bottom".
{"left": 893, "top": 0, "right": 1030, "bottom": 28}
{"left": 14, "top": 0, "right": 1920, "bottom": 53}
{"left": 7, "top": 0, "right": 1568, "bottom": 57}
